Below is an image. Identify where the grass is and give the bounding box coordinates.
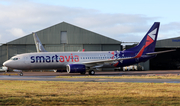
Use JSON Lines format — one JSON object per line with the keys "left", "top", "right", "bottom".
{"left": 2, "top": 73, "right": 18, "bottom": 76}
{"left": 0, "top": 80, "right": 180, "bottom": 105}
{"left": 56, "top": 74, "right": 180, "bottom": 79}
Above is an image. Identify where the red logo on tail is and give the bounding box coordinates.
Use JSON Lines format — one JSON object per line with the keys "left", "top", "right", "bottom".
{"left": 145, "top": 35, "right": 154, "bottom": 48}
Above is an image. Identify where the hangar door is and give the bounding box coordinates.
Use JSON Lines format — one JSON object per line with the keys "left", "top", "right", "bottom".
{"left": 150, "top": 48, "right": 180, "bottom": 70}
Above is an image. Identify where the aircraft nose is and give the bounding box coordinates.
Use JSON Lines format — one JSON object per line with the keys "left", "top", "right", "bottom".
{"left": 3, "top": 61, "right": 10, "bottom": 67}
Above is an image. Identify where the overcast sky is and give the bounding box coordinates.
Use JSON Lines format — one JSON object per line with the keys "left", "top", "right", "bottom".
{"left": 0, "top": 0, "right": 180, "bottom": 44}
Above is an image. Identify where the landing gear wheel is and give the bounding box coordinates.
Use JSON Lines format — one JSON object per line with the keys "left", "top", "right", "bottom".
{"left": 80, "top": 71, "right": 86, "bottom": 75}
{"left": 89, "top": 70, "right": 95, "bottom": 75}
{"left": 19, "top": 72, "right": 23, "bottom": 76}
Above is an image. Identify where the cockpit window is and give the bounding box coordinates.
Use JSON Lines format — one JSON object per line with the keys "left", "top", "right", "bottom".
{"left": 10, "top": 58, "right": 19, "bottom": 60}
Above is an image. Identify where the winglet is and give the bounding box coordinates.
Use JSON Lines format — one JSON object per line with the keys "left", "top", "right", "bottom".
{"left": 33, "top": 32, "right": 47, "bottom": 52}
{"left": 82, "top": 49, "right": 85, "bottom": 52}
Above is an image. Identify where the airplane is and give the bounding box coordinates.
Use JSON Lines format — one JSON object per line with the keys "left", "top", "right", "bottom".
{"left": 3, "top": 22, "right": 175, "bottom": 76}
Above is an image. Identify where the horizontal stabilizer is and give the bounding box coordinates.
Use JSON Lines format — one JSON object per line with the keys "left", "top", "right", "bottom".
{"left": 146, "top": 49, "right": 176, "bottom": 55}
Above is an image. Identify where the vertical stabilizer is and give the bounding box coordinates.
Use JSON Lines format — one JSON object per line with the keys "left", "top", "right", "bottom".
{"left": 33, "top": 32, "right": 47, "bottom": 52}
{"left": 126, "top": 22, "right": 160, "bottom": 52}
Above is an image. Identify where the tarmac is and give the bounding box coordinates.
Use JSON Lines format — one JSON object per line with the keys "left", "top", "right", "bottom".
{"left": 1, "top": 70, "right": 180, "bottom": 83}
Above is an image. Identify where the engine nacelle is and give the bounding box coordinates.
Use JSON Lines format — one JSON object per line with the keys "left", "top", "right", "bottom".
{"left": 66, "top": 64, "right": 86, "bottom": 73}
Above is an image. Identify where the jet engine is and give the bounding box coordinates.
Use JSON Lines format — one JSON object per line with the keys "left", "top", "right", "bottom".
{"left": 66, "top": 64, "right": 86, "bottom": 74}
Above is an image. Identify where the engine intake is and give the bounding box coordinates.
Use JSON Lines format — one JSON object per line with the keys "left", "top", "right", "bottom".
{"left": 67, "top": 64, "right": 86, "bottom": 73}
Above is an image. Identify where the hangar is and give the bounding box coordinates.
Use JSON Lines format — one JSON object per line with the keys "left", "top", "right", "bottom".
{"left": 0, "top": 22, "right": 122, "bottom": 70}
{"left": 150, "top": 37, "right": 180, "bottom": 70}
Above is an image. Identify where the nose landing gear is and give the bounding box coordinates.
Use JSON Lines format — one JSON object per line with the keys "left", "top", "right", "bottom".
{"left": 13, "top": 69, "right": 23, "bottom": 76}
{"left": 19, "top": 72, "right": 23, "bottom": 76}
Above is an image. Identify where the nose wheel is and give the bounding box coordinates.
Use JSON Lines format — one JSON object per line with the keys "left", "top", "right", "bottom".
{"left": 19, "top": 72, "right": 23, "bottom": 76}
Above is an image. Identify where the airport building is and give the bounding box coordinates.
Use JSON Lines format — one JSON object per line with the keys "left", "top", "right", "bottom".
{"left": 0, "top": 22, "right": 122, "bottom": 70}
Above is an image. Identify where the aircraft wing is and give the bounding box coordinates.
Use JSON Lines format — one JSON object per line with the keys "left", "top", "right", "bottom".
{"left": 82, "top": 46, "right": 145, "bottom": 65}
{"left": 146, "top": 49, "right": 175, "bottom": 55}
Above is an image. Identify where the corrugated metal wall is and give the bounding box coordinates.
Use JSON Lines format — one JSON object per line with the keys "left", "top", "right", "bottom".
{"left": 83, "top": 44, "right": 121, "bottom": 51}
{"left": 26, "top": 45, "right": 36, "bottom": 53}
{"left": 156, "top": 37, "right": 180, "bottom": 48}
{"left": 0, "top": 45, "right": 7, "bottom": 65}
{"left": 84, "top": 44, "right": 101, "bottom": 51}
{"left": 64, "top": 44, "right": 83, "bottom": 52}
{"left": 101, "top": 44, "right": 121, "bottom": 51}
{"left": 45, "top": 44, "right": 64, "bottom": 52}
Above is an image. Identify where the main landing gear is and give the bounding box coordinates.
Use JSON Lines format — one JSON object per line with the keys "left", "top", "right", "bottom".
{"left": 80, "top": 70, "right": 95, "bottom": 75}
{"left": 80, "top": 71, "right": 86, "bottom": 75}
{"left": 89, "top": 70, "right": 95, "bottom": 75}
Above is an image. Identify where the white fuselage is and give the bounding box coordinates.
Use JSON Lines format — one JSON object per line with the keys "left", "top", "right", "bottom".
{"left": 3, "top": 51, "right": 119, "bottom": 70}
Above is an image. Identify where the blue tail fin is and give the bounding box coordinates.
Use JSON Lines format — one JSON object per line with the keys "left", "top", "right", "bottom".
{"left": 126, "top": 22, "right": 160, "bottom": 52}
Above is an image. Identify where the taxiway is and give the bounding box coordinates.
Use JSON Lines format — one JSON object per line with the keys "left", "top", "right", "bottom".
{"left": 0, "top": 70, "right": 180, "bottom": 83}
